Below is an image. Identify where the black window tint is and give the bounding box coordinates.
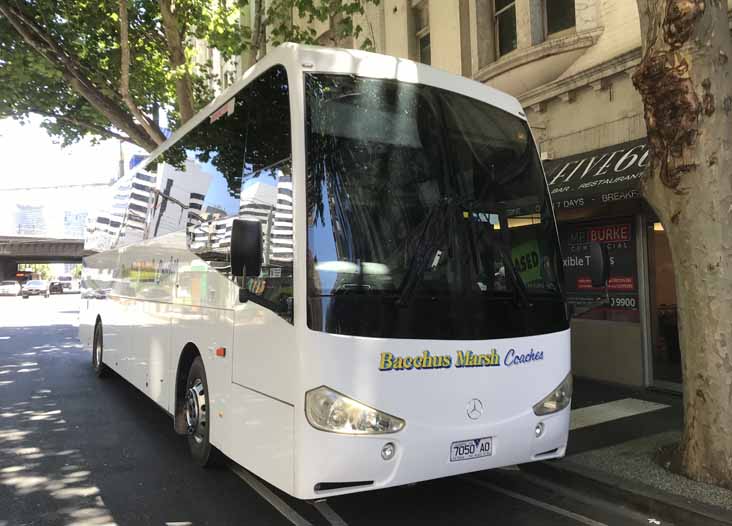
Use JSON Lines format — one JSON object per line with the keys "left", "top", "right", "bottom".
{"left": 546, "top": 0, "right": 576, "bottom": 34}
{"left": 495, "top": 1, "right": 517, "bottom": 56}
{"left": 305, "top": 74, "right": 567, "bottom": 340}
{"left": 419, "top": 34, "right": 431, "bottom": 65}
{"left": 237, "top": 67, "right": 294, "bottom": 322}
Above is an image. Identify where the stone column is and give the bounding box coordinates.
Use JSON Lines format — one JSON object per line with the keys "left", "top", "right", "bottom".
{"left": 516, "top": 0, "right": 544, "bottom": 49}
{"left": 469, "top": 0, "right": 496, "bottom": 73}
{"left": 428, "top": 0, "right": 463, "bottom": 74}
{"left": 384, "top": 0, "right": 414, "bottom": 59}
{"left": 575, "top": 0, "right": 601, "bottom": 33}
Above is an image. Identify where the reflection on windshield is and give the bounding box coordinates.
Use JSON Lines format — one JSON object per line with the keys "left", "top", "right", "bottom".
{"left": 305, "top": 74, "right": 567, "bottom": 340}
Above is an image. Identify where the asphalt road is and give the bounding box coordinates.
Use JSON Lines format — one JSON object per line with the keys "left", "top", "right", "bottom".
{"left": 0, "top": 295, "right": 652, "bottom": 526}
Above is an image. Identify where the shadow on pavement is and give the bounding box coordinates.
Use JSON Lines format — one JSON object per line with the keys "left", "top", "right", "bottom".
{"left": 0, "top": 323, "right": 290, "bottom": 526}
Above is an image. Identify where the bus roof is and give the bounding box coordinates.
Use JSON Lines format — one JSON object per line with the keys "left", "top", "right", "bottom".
{"left": 141, "top": 44, "right": 526, "bottom": 168}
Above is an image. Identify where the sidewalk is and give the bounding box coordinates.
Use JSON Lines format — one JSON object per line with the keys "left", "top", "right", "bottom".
{"left": 523, "top": 378, "right": 732, "bottom": 525}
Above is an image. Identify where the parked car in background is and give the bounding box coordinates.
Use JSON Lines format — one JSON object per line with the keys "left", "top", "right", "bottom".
{"left": 49, "top": 281, "right": 64, "bottom": 295}
{"left": 57, "top": 275, "right": 77, "bottom": 291}
{"left": 22, "top": 280, "right": 50, "bottom": 298}
{"left": 0, "top": 280, "right": 21, "bottom": 296}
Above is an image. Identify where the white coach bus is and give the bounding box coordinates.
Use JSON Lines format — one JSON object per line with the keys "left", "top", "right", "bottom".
{"left": 79, "top": 44, "right": 572, "bottom": 500}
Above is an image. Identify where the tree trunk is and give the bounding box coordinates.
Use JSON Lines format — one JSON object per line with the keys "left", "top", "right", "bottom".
{"left": 248, "top": 0, "right": 264, "bottom": 66}
{"left": 118, "top": 0, "right": 166, "bottom": 146}
{"left": 159, "top": 0, "right": 195, "bottom": 123}
{"left": 633, "top": 0, "right": 732, "bottom": 488}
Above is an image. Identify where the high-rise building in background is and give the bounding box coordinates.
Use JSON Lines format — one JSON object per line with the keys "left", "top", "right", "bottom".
{"left": 15, "top": 205, "right": 45, "bottom": 236}
{"left": 269, "top": 174, "right": 293, "bottom": 263}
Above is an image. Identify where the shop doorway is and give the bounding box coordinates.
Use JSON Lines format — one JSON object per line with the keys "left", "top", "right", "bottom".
{"left": 647, "top": 220, "right": 682, "bottom": 387}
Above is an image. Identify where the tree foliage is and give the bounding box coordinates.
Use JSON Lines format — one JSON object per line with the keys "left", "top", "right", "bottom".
{"left": 0, "top": 0, "right": 378, "bottom": 152}
{"left": 18, "top": 263, "right": 51, "bottom": 280}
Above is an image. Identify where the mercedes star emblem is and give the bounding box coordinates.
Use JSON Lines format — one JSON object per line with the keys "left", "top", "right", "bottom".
{"left": 466, "top": 398, "right": 484, "bottom": 420}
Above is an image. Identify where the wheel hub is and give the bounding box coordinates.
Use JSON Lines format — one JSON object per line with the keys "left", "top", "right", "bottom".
{"left": 184, "top": 379, "right": 207, "bottom": 443}
{"left": 93, "top": 332, "right": 101, "bottom": 367}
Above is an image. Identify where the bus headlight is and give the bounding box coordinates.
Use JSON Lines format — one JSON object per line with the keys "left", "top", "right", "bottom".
{"left": 533, "top": 373, "right": 572, "bottom": 416}
{"left": 305, "top": 386, "right": 405, "bottom": 434}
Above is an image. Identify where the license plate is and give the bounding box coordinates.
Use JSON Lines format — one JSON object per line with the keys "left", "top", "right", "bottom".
{"left": 450, "top": 437, "right": 493, "bottom": 461}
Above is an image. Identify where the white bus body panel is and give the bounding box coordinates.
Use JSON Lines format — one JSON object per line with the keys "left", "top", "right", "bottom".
{"left": 81, "top": 231, "right": 297, "bottom": 494}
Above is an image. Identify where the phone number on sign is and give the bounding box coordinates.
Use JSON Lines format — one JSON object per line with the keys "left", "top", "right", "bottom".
{"left": 609, "top": 297, "right": 637, "bottom": 309}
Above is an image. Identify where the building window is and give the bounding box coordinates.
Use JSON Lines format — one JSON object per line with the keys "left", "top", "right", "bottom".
{"left": 494, "top": 0, "right": 517, "bottom": 56}
{"left": 545, "top": 0, "right": 576, "bottom": 35}
{"left": 414, "top": 2, "right": 430, "bottom": 65}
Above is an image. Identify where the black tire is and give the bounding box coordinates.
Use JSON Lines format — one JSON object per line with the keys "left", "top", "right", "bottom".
{"left": 185, "top": 356, "right": 220, "bottom": 467}
{"left": 92, "top": 323, "right": 109, "bottom": 378}
{"left": 22, "top": 295, "right": 28, "bottom": 299}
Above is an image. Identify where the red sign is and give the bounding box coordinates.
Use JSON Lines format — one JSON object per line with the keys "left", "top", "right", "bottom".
{"left": 588, "top": 224, "right": 631, "bottom": 243}
{"left": 577, "top": 276, "right": 636, "bottom": 291}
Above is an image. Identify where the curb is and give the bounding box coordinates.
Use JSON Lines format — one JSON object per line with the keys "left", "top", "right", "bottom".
{"left": 521, "top": 458, "right": 732, "bottom": 526}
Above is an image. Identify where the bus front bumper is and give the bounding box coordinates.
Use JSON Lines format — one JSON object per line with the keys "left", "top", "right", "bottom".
{"left": 294, "top": 404, "right": 570, "bottom": 499}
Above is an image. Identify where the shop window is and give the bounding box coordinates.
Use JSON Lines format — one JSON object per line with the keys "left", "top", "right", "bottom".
{"left": 545, "top": 0, "right": 576, "bottom": 35}
{"left": 559, "top": 219, "right": 640, "bottom": 323}
{"left": 648, "top": 221, "right": 681, "bottom": 384}
{"left": 494, "top": 0, "right": 517, "bottom": 56}
{"left": 413, "top": 2, "right": 431, "bottom": 65}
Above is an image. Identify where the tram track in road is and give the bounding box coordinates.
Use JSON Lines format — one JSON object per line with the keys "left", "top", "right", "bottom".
{"left": 462, "top": 476, "right": 608, "bottom": 526}
{"left": 229, "top": 456, "right": 655, "bottom": 526}
{"left": 227, "top": 461, "right": 349, "bottom": 526}
{"left": 501, "top": 469, "right": 674, "bottom": 526}
{"left": 228, "top": 462, "right": 314, "bottom": 526}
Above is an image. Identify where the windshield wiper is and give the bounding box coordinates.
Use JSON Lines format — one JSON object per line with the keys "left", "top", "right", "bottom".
{"left": 395, "top": 199, "right": 451, "bottom": 307}
{"left": 496, "top": 241, "right": 532, "bottom": 310}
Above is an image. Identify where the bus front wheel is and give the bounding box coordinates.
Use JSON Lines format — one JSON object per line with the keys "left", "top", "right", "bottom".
{"left": 185, "top": 357, "right": 220, "bottom": 467}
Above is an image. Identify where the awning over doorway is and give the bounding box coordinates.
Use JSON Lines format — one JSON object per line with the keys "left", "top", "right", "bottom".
{"left": 543, "top": 139, "right": 648, "bottom": 210}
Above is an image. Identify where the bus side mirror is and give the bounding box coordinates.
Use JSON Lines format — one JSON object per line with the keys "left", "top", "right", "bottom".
{"left": 231, "top": 219, "right": 262, "bottom": 278}
{"left": 590, "top": 242, "right": 610, "bottom": 288}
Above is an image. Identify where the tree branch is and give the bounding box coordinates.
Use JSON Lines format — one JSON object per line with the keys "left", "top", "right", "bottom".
{"left": 29, "top": 108, "right": 132, "bottom": 142}
{"left": 158, "top": 0, "right": 195, "bottom": 123}
{"left": 0, "top": 1, "right": 118, "bottom": 101}
{"left": 0, "top": 1, "right": 159, "bottom": 151}
{"left": 118, "top": 0, "right": 166, "bottom": 145}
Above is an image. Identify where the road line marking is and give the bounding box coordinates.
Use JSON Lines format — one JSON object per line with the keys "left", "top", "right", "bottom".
{"left": 313, "top": 500, "right": 349, "bottom": 526}
{"left": 229, "top": 463, "right": 313, "bottom": 526}
{"left": 464, "top": 476, "right": 608, "bottom": 526}
{"left": 570, "top": 398, "right": 669, "bottom": 431}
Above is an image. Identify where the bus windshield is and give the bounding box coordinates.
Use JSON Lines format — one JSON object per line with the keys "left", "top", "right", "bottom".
{"left": 305, "top": 74, "right": 567, "bottom": 340}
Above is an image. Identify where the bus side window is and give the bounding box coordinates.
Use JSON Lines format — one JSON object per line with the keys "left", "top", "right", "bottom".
{"left": 239, "top": 66, "right": 294, "bottom": 323}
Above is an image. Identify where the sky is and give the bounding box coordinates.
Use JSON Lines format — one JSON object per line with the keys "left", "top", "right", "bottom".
{"left": 0, "top": 116, "right": 144, "bottom": 191}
